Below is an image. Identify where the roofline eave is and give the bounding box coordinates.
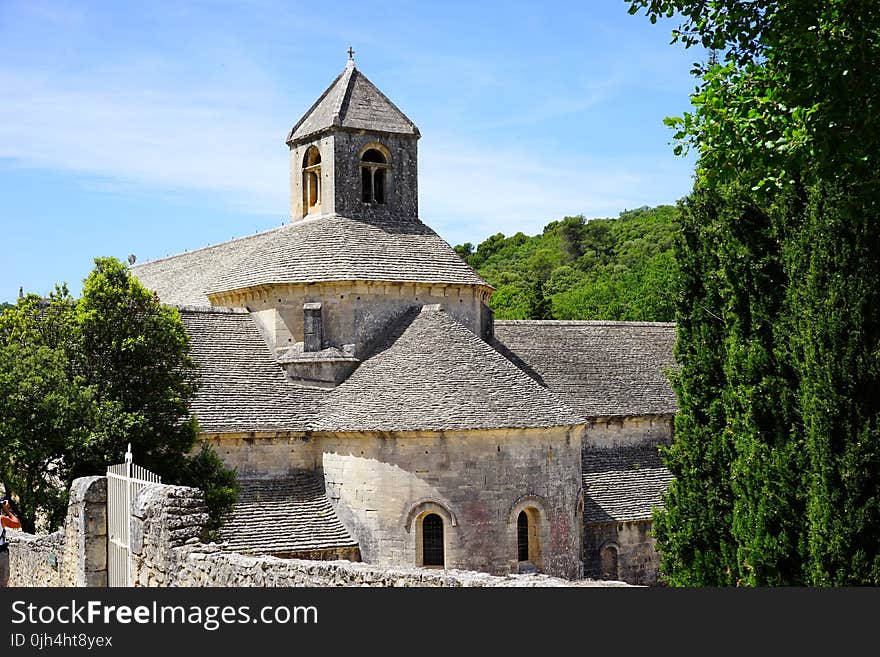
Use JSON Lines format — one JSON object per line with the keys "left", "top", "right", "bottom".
{"left": 205, "top": 280, "right": 494, "bottom": 300}
{"left": 286, "top": 123, "right": 421, "bottom": 148}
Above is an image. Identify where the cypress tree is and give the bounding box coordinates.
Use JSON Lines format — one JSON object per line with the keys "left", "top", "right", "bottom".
{"left": 652, "top": 186, "right": 738, "bottom": 585}
{"left": 792, "top": 180, "right": 880, "bottom": 584}
{"left": 629, "top": 0, "right": 880, "bottom": 585}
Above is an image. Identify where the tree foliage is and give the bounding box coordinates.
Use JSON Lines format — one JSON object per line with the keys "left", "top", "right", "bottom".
{"left": 630, "top": 0, "right": 880, "bottom": 585}
{"left": 455, "top": 205, "right": 680, "bottom": 322}
{"left": 0, "top": 258, "right": 237, "bottom": 533}
{"left": 651, "top": 188, "right": 737, "bottom": 585}
{"left": 0, "top": 342, "right": 93, "bottom": 532}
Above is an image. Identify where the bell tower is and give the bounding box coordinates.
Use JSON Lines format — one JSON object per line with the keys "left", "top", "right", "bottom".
{"left": 286, "top": 53, "right": 421, "bottom": 223}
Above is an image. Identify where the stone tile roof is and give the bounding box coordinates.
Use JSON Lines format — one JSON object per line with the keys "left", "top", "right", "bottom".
{"left": 178, "top": 305, "right": 576, "bottom": 434}
{"left": 313, "top": 306, "right": 581, "bottom": 432}
{"left": 218, "top": 474, "right": 358, "bottom": 556}
{"left": 177, "top": 306, "right": 321, "bottom": 434}
{"left": 582, "top": 444, "right": 674, "bottom": 524}
{"left": 286, "top": 61, "right": 419, "bottom": 144}
{"left": 493, "top": 320, "right": 678, "bottom": 418}
{"left": 208, "top": 215, "right": 489, "bottom": 293}
{"left": 131, "top": 228, "right": 282, "bottom": 306}
{"left": 132, "top": 215, "right": 488, "bottom": 305}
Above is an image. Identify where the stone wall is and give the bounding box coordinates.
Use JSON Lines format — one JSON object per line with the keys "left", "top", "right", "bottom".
{"left": 8, "top": 476, "right": 107, "bottom": 587}
{"left": 206, "top": 426, "right": 583, "bottom": 581}
{"left": 8, "top": 531, "right": 64, "bottom": 587}
{"left": 332, "top": 131, "right": 419, "bottom": 222}
{"left": 581, "top": 416, "right": 673, "bottom": 586}
{"left": 289, "top": 134, "right": 335, "bottom": 220}
{"left": 130, "top": 484, "right": 210, "bottom": 587}
{"left": 63, "top": 476, "right": 108, "bottom": 587}
{"left": 204, "top": 432, "right": 320, "bottom": 475}
{"left": 583, "top": 415, "right": 673, "bottom": 449}
{"left": 583, "top": 520, "right": 662, "bottom": 586}
{"left": 9, "top": 478, "right": 621, "bottom": 588}
{"left": 212, "top": 281, "right": 488, "bottom": 358}
{"left": 130, "top": 483, "right": 609, "bottom": 587}
{"left": 289, "top": 132, "right": 418, "bottom": 222}
{"left": 320, "top": 427, "right": 584, "bottom": 580}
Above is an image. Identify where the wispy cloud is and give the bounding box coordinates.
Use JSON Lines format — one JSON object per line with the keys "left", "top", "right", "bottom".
{"left": 0, "top": 68, "right": 292, "bottom": 215}
{"left": 419, "top": 137, "right": 693, "bottom": 246}
{"left": 0, "top": 64, "right": 692, "bottom": 247}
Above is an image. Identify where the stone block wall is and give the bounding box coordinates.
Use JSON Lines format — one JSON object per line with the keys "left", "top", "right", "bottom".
{"left": 63, "top": 476, "right": 108, "bottom": 587}
{"left": 8, "top": 531, "right": 64, "bottom": 587}
{"left": 215, "top": 281, "right": 487, "bottom": 357}
{"left": 129, "top": 483, "right": 604, "bottom": 587}
{"left": 583, "top": 415, "right": 673, "bottom": 450}
{"left": 583, "top": 520, "right": 662, "bottom": 586}
{"left": 206, "top": 426, "right": 584, "bottom": 581}
{"left": 204, "top": 432, "right": 320, "bottom": 476}
{"left": 289, "top": 132, "right": 418, "bottom": 222}
{"left": 332, "top": 131, "right": 419, "bottom": 222}
{"left": 320, "top": 427, "right": 584, "bottom": 580}
{"left": 8, "top": 476, "right": 107, "bottom": 587}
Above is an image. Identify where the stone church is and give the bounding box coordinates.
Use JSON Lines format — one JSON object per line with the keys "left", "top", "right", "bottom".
{"left": 132, "top": 56, "right": 677, "bottom": 585}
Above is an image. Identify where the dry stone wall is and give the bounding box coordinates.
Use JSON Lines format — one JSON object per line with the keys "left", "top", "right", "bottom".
{"left": 9, "top": 478, "right": 626, "bottom": 587}
{"left": 131, "top": 483, "right": 610, "bottom": 587}
{"left": 8, "top": 476, "right": 106, "bottom": 587}
{"left": 8, "top": 531, "right": 64, "bottom": 587}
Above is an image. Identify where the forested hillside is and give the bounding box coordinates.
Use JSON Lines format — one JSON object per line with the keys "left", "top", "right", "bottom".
{"left": 454, "top": 204, "right": 679, "bottom": 322}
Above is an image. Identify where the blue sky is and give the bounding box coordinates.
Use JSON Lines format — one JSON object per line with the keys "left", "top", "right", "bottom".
{"left": 0, "top": 0, "right": 701, "bottom": 303}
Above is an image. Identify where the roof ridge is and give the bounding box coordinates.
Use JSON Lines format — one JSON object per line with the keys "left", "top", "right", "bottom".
{"left": 494, "top": 320, "right": 677, "bottom": 327}
{"left": 174, "top": 305, "right": 249, "bottom": 315}
{"left": 350, "top": 68, "right": 421, "bottom": 137}
{"left": 286, "top": 65, "right": 351, "bottom": 143}
{"left": 332, "top": 64, "right": 358, "bottom": 126}
{"left": 131, "top": 224, "right": 286, "bottom": 268}
{"left": 318, "top": 305, "right": 583, "bottom": 431}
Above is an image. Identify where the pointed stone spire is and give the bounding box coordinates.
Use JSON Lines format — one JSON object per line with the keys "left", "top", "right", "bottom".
{"left": 286, "top": 60, "right": 419, "bottom": 146}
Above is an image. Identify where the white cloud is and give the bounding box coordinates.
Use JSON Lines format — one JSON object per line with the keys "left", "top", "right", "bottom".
{"left": 0, "top": 62, "right": 692, "bottom": 244}
{"left": 0, "top": 69, "right": 291, "bottom": 215}
{"left": 419, "top": 137, "right": 692, "bottom": 245}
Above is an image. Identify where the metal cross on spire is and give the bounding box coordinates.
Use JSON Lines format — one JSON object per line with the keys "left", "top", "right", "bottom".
{"left": 347, "top": 46, "right": 355, "bottom": 61}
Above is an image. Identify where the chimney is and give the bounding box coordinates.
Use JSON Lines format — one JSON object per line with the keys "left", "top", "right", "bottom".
{"left": 303, "top": 302, "right": 323, "bottom": 352}
{"left": 480, "top": 302, "right": 494, "bottom": 342}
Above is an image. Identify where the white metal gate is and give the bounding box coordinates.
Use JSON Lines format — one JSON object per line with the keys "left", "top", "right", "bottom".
{"left": 106, "top": 444, "right": 161, "bottom": 587}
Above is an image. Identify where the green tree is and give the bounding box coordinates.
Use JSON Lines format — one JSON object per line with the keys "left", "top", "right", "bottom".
{"left": 630, "top": 0, "right": 880, "bottom": 584}
{"left": 558, "top": 215, "right": 586, "bottom": 261}
{"left": 651, "top": 187, "right": 737, "bottom": 585}
{"left": 0, "top": 343, "right": 93, "bottom": 532}
{"left": 0, "top": 258, "right": 237, "bottom": 533}
{"left": 72, "top": 257, "right": 199, "bottom": 478}
{"left": 454, "top": 205, "right": 681, "bottom": 322}
{"left": 453, "top": 242, "right": 474, "bottom": 260}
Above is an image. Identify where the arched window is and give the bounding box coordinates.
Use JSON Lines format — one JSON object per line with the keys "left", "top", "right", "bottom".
{"left": 360, "top": 147, "right": 388, "bottom": 205}
{"left": 421, "top": 513, "right": 444, "bottom": 567}
{"left": 517, "top": 510, "right": 530, "bottom": 562}
{"left": 302, "top": 146, "right": 321, "bottom": 214}
{"left": 515, "top": 507, "right": 541, "bottom": 565}
{"left": 600, "top": 543, "right": 619, "bottom": 580}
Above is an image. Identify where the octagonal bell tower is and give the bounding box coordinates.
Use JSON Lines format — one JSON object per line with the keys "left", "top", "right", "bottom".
{"left": 286, "top": 54, "right": 421, "bottom": 224}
